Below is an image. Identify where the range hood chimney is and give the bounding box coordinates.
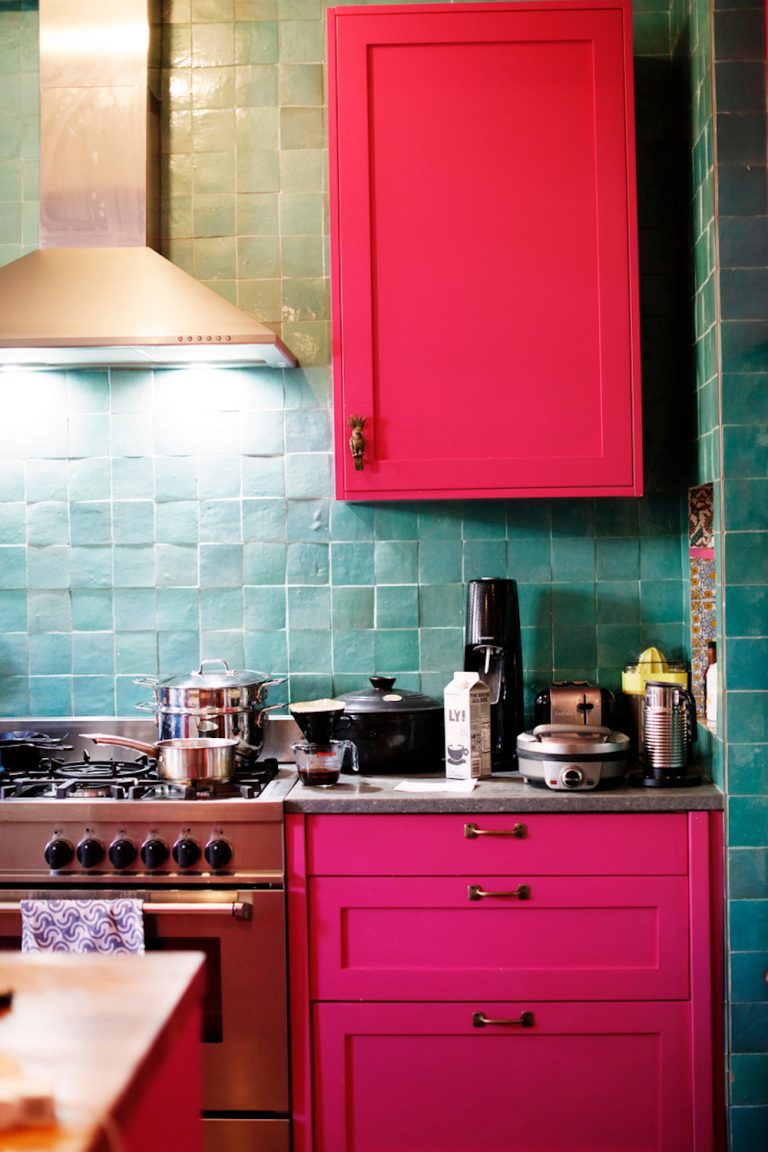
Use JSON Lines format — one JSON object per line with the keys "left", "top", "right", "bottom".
{"left": 0, "top": 0, "right": 297, "bottom": 370}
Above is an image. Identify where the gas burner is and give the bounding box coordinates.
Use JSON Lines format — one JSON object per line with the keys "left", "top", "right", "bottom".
{"left": 45, "top": 753, "right": 156, "bottom": 780}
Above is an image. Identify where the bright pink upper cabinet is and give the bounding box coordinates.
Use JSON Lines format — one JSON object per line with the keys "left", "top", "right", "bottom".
{"left": 328, "top": 1, "right": 643, "bottom": 500}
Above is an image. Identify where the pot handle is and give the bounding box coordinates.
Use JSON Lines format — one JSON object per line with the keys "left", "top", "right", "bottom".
{"left": 254, "top": 702, "right": 285, "bottom": 727}
{"left": 134, "top": 700, "right": 158, "bottom": 713}
{"left": 133, "top": 676, "right": 159, "bottom": 688}
{"left": 196, "top": 659, "right": 233, "bottom": 675}
{"left": 84, "top": 733, "right": 158, "bottom": 756}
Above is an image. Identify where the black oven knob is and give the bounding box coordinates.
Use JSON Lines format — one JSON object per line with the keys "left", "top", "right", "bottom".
{"left": 172, "top": 837, "right": 202, "bottom": 870}
{"left": 204, "top": 837, "right": 233, "bottom": 870}
{"left": 109, "top": 837, "right": 138, "bottom": 870}
{"left": 561, "top": 765, "right": 584, "bottom": 789}
{"left": 44, "top": 837, "right": 75, "bottom": 870}
{"left": 76, "top": 836, "right": 105, "bottom": 869}
{"left": 140, "top": 837, "right": 169, "bottom": 870}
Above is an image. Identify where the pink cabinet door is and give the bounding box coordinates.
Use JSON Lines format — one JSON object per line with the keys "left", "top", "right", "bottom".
{"left": 306, "top": 812, "right": 689, "bottom": 876}
{"left": 328, "top": 1, "right": 642, "bottom": 499}
{"left": 312, "top": 1001, "right": 692, "bottom": 1151}
{"left": 309, "top": 874, "right": 690, "bottom": 1001}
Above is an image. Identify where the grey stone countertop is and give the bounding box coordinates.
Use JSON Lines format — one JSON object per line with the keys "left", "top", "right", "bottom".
{"left": 284, "top": 770, "right": 724, "bottom": 814}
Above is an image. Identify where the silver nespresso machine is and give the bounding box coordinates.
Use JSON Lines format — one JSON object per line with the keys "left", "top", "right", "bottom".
{"left": 464, "top": 577, "right": 524, "bottom": 771}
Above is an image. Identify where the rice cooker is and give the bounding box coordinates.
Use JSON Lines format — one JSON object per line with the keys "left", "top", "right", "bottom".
{"left": 516, "top": 724, "right": 630, "bottom": 790}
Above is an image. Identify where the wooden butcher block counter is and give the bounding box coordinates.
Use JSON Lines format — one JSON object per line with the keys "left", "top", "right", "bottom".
{"left": 0, "top": 952, "right": 205, "bottom": 1152}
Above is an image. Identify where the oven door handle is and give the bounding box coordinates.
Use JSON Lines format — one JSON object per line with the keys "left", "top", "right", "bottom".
{"left": 0, "top": 899, "right": 252, "bottom": 921}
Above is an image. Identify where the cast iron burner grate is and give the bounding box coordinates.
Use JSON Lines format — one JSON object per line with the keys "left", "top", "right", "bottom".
{"left": 0, "top": 756, "right": 280, "bottom": 800}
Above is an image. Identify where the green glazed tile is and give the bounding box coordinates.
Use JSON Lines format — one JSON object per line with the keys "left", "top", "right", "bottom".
{"left": 159, "top": 630, "right": 201, "bottom": 672}
{"left": 551, "top": 537, "right": 595, "bottom": 582}
{"left": 114, "top": 589, "right": 157, "bottom": 632}
{"left": 201, "top": 587, "right": 244, "bottom": 629}
{"left": 419, "top": 627, "right": 462, "bottom": 672}
{"left": 73, "top": 677, "right": 115, "bottom": 715}
{"left": 244, "top": 541, "right": 287, "bottom": 584}
{"left": 463, "top": 540, "right": 508, "bottom": 580}
{"left": 288, "top": 584, "right": 331, "bottom": 629}
{"left": 286, "top": 498, "right": 329, "bottom": 541}
{"left": 286, "top": 540, "right": 327, "bottom": 583}
{"left": 289, "top": 627, "right": 332, "bottom": 672}
{"left": 113, "top": 502, "right": 156, "bottom": 545}
{"left": 0, "top": 546, "right": 26, "bottom": 589}
{"left": 200, "top": 632, "right": 245, "bottom": 667}
{"left": 29, "top": 633, "right": 69, "bottom": 676}
{"left": 115, "top": 633, "right": 157, "bottom": 675}
{"left": 27, "top": 546, "right": 69, "bottom": 590}
{"left": 156, "top": 543, "right": 198, "bottom": 586}
{"left": 244, "top": 585, "right": 286, "bottom": 629}
{"left": 0, "top": 589, "right": 28, "bottom": 631}
{"left": 199, "top": 498, "right": 242, "bottom": 542}
{"left": 331, "top": 541, "right": 374, "bottom": 585}
{"left": 235, "top": 63, "right": 278, "bottom": 106}
{"left": 72, "top": 632, "right": 115, "bottom": 675}
{"left": 331, "top": 629, "right": 376, "bottom": 674}
{"left": 375, "top": 585, "right": 419, "bottom": 629}
{"left": 374, "top": 628, "right": 419, "bottom": 672}
{"left": 331, "top": 586, "right": 374, "bottom": 630}
{"left": 375, "top": 540, "right": 418, "bottom": 585}
{"left": 111, "top": 458, "right": 154, "bottom": 500}
{"left": 157, "top": 587, "right": 199, "bottom": 630}
{"left": 244, "top": 628, "right": 288, "bottom": 674}
{"left": 157, "top": 501, "right": 199, "bottom": 544}
{"left": 70, "top": 547, "right": 113, "bottom": 590}
{"left": 29, "top": 677, "right": 71, "bottom": 716}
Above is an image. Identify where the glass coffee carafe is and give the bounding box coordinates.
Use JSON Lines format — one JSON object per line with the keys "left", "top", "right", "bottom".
{"left": 289, "top": 698, "right": 359, "bottom": 786}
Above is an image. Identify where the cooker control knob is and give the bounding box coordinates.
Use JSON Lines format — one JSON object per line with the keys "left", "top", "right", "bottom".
{"left": 204, "top": 837, "right": 233, "bottom": 871}
{"left": 172, "top": 837, "right": 202, "bottom": 870}
{"left": 109, "top": 837, "right": 138, "bottom": 870}
{"left": 140, "top": 837, "right": 169, "bottom": 870}
{"left": 76, "top": 836, "right": 105, "bottom": 869}
{"left": 44, "top": 837, "right": 75, "bottom": 870}
{"left": 561, "top": 765, "right": 584, "bottom": 789}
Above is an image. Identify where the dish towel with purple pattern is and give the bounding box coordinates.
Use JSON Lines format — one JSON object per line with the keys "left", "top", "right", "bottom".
{"left": 20, "top": 898, "right": 145, "bottom": 954}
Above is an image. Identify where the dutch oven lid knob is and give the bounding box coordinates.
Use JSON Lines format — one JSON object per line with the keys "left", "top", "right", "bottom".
{"left": 369, "top": 676, "right": 397, "bottom": 692}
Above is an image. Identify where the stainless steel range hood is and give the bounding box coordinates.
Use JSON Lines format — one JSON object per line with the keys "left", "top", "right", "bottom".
{"left": 0, "top": 0, "right": 297, "bottom": 370}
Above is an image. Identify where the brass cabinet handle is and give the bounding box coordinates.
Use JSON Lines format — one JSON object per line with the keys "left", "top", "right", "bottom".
{"left": 464, "top": 822, "right": 527, "bottom": 840}
{"left": 348, "top": 414, "right": 367, "bottom": 471}
{"left": 472, "top": 1011, "right": 535, "bottom": 1029}
{"left": 468, "top": 883, "right": 530, "bottom": 901}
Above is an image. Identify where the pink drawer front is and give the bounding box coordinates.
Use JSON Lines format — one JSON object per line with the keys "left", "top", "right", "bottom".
{"left": 313, "top": 1000, "right": 693, "bottom": 1152}
{"left": 306, "top": 813, "right": 688, "bottom": 876}
{"left": 309, "top": 874, "right": 690, "bottom": 1001}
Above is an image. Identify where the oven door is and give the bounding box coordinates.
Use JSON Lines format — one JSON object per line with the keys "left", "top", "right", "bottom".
{"left": 0, "top": 888, "right": 289, "bottom": 1126}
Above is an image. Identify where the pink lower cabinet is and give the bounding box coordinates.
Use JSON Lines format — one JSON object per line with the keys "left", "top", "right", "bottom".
{"left": 313, "top": 1002, "right": 691, "bottom": 1152}
{"left": 286, "top": 811, "right": 723, "bottom": 1152}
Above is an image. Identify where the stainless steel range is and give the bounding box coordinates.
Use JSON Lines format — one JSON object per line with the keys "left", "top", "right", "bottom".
{"left": 0, "top": 717, "right": 293, "bottom": 1152}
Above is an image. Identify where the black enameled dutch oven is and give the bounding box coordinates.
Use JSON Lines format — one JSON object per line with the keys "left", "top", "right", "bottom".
{"left": 336, "top": 676, "right": 444, "bottom": 774}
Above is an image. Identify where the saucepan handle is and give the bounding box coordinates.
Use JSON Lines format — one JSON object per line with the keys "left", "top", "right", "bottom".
{"left": 84, "top": 733, "right": 158, "bottom": 756}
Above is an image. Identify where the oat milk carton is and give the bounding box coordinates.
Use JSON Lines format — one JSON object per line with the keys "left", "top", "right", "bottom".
{"left": 443, "top": 672, "right": 491, "bottom": 779}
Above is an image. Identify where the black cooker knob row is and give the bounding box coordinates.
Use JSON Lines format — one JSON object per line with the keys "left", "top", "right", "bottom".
{"left": 172, "top": 837, "right": 202, "bottom": 870}
{"left": 76, "top": 836, "right": 106, "bottom": 869}
{"left": 44, "top": 837, "right": 75, "bottom": 870}
{"left": 140, "top": 837, "right": 170, "bottom": 870}
{"left": 108, "top": 837, "right": 138, "bottom": 870}
{"left": 204, "top": 837, "right": 233, "bottom": 871}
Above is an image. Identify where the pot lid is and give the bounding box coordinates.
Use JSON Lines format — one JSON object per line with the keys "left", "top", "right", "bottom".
{"left": 337, "top": 676, "right": 442, "bottom": 713}
{"left": 148, "top": 660, "right": 272, "bottom": 690}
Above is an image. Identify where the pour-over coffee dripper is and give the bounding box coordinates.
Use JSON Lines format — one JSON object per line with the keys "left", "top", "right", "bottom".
{"left": 289, "top": 698, "right": 349, "bottom": 744}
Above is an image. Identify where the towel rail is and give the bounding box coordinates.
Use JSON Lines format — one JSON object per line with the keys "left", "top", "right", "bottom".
{"left": 0, "top": 899, "right": 252, "bottom": 920}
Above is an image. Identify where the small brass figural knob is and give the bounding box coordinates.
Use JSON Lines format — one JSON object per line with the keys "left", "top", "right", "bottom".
{"left": 348, "top": 414, "right": 367, "bottom": 471}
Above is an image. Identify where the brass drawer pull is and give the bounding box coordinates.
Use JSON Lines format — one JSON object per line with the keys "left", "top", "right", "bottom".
{"left": 472, "top": 1011, "right": 535, "bottom": 1029}
{"left": 468, "top": 884, "right": 530, "bottom": 901}
{"left": 464, "top": 822, "right": 527, "bottom": 840}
